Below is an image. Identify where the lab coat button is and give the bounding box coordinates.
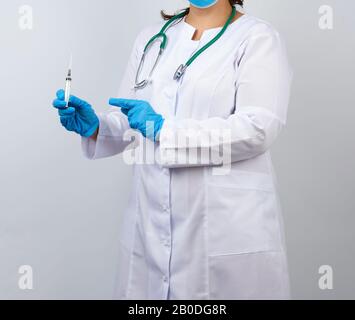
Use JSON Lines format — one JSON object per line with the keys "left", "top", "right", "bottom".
{"left": 163, "top": 276, "right": 169, "bottom": 283}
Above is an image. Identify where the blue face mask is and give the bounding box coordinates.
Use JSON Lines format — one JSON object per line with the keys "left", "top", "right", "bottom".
{"left": 189, "top": 0, "right": 218, "bottom": 9}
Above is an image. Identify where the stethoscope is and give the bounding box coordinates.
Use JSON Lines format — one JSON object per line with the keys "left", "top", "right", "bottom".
{"left": 134, "top": 6, "right": 237, "bottom": 90}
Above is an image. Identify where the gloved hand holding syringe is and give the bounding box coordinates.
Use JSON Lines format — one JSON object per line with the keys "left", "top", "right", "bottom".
{"left": 54, "top": 53, "right": 163, "bottom": 141}
{"left": 52, "top": 54, "right": 100, "bottom": 138}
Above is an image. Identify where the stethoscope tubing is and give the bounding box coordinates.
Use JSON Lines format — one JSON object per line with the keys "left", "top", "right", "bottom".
{"left": 135, "top": 6, "right": 237, "bottom": 89}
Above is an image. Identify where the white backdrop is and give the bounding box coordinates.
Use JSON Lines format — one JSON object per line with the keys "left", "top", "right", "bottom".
{"left": 0, "top": 0, "right": 354, "bottom": 299}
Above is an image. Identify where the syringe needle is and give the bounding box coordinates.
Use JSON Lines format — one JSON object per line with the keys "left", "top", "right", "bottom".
{"left": 68, "top": 53, "right": 73, "bottom": 71}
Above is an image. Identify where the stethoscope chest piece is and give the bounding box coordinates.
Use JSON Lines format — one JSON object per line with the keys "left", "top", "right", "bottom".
{"left": 174, "top": 64, "right": 188, "bottom": 81}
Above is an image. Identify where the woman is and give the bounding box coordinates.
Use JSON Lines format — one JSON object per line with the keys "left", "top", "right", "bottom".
{"left": 52, "top": 0, "right": 292, "bottom": 300}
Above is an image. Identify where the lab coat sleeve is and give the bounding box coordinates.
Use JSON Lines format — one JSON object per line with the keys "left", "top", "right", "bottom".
{"left": 81, "top": 31, "right": 144, "bottom": 160}
{"left": 159, "top": 24, "right": 293, "bottom": 168}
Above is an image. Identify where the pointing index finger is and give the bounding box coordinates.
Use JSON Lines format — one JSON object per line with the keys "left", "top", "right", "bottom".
{"left": 109, "top": 98, "right": 138, "bottom": 110}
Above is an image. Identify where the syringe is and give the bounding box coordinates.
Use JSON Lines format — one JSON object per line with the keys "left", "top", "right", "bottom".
{"left": 64, "top": 54, "right": 73, "bottom": 107}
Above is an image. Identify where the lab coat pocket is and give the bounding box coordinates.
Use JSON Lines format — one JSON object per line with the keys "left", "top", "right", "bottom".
{"left": 208, "top": 252, "right": 290, "bottom": 299}
{"left": 207, "top": 171, "right": 282, "bottom": 256}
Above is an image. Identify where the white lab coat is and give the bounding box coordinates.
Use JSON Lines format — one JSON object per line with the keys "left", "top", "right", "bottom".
{"left": 82, "top": 11, "right": 293, "bottom": 300}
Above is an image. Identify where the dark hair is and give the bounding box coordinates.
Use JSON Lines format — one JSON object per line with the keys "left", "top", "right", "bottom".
{"left": 161, "top": 0, "right": 244, "bottom": 21}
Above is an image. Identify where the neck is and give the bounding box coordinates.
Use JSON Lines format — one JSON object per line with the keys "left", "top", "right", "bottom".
{"left": 185, "top": 1, "right": 234, "bottom": 30}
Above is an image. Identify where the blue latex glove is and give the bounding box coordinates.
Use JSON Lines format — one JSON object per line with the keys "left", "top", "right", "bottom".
{"left": 109, "top": 98, "right": 164, "bottom": 141}
{"left": 52, "top": 89, "right": 99, "bottom": 138}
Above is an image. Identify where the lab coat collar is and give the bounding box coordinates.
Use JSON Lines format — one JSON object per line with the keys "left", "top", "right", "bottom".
{"left": 179, "top": 13, "right": 248, "bottom": 43}
{"left": 180, "top": 17, "right": 222, "bottom": 43}
{"left": 178, "top": 13, "right": 248, "bottom": 44}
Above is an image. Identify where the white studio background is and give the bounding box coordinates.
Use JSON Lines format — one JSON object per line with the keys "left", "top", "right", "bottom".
{"left": 0, "top": 0, "right": 354, "bottom": 299}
